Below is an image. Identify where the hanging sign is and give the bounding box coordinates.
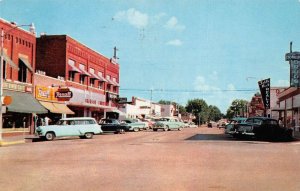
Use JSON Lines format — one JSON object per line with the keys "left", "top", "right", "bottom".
{"left": 258, "top": 78, "right": 270, "bottom": 109}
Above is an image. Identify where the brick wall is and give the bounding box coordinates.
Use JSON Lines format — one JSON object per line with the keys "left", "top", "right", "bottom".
{"left": 36, "top": 35, "right": 66, "bottom": 79}
{"left": 0, "top": 19, "right": 36, "bottom": 84}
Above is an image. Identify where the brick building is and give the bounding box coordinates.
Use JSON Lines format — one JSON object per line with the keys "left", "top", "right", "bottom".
{"left": 36, "top": 35, "right": 120, "bottom": 121}
{"left": 0, "top": 18, "right": 47, "bottom": 135}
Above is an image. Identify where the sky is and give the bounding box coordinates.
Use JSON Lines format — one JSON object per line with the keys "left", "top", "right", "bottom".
{"left": 1, "top": 0, "right": 300, "bottom": 113}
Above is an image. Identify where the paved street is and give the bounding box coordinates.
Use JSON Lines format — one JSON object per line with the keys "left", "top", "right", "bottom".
{"left": 0, "top": 127, "right": 300, "bottom": 191}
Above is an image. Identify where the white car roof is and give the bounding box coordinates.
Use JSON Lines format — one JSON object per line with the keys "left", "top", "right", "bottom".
{"left": 60, "top": 117, "right": 96, "bottom": 121}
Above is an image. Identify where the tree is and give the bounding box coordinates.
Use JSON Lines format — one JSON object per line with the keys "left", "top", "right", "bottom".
{"left": 185, "top": 99, "right": 209, "bottom": 124}
{"left": 208, "top": 105, "right": 222, "bottom": 122}
{"left": 226, "top": 99, "right": 248, "bottom": 119}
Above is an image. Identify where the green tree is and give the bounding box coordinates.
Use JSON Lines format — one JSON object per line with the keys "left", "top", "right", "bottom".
{"left": 226, "top": 99, "right": 248, "bottom": 119}
{"left": 208, "top": 105, "right": 222, "bottom": 122}
{"left": 185, "top": 99, "right": 209, "bottom": 124}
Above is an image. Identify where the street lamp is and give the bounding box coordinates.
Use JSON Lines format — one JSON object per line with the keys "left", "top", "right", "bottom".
{"left": 0, "top": 23, "right": 35, "bottom": 144}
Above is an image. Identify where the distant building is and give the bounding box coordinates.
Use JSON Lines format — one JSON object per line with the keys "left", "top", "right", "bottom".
{"left": 118, "top": 97, "right": 161, "bottom": 119}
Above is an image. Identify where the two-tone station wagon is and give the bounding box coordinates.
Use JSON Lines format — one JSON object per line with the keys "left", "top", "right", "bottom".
{"left": 35, "top": 117, "right": 103, "bottom": 141}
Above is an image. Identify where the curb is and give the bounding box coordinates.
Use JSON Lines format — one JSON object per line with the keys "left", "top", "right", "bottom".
{"left": 0, "top": 140, "right": 26, "bottom": 147}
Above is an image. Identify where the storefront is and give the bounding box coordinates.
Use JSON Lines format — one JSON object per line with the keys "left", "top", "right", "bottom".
{"left": 35, "top": 85, "right": 74, "bottom": 124}
{"left": 3, "top": 82, "right": 47, "bottom": 134}
{"left": 67, "top": 87, "right": 109, "bottom": 121}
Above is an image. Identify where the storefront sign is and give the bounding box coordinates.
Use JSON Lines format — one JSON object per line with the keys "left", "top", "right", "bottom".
{"left": 117, "top": 97, "right": 127, "bottom": 103}
{"left": 68, "top": 87, "right": 106, "bottom": 107}
{"left": 106, "top": 92, "right": 118, "bottom": 101}
{"left": 55, "top": 88, "right": 73, "bottom": 101}
{"left": 258, "top": 78, "right": 270, "bottom": 109}
{"left": 4, "top": 81, "right": 32, "bottom": 93}
{"left": 36, "top": 86, "right": 52, "bottom": 100}
{"left": 290, "top": 60, "right": 300, "bottom": 87}
{"left": 286, "top": 52, "right": 300, "bottom": 61}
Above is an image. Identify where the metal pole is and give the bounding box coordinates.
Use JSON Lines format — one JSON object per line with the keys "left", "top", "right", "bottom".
{"left": 0, "top": 28, "right": 4, "bottom": 143}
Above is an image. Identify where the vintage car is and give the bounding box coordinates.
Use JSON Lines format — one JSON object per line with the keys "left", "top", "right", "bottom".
{"left": 225, "top": 117, "right": 247, "bottom": 135}
{"left": 35, "top": 117, "right": 103, "bottom": 141}
{"left": 152, "top": 117, "right": 185, "bottom": 131}
{"left": 233, "top": 117, "right": 293, "bottom": 140}
{"left": 99, "top": 118, "right": 129, "bottom": 133}
{"left": 121, "top": 118, "right": 148, "bottom": 131}
{"left": 207, "top": 121, "right": 218, "bottom": 128}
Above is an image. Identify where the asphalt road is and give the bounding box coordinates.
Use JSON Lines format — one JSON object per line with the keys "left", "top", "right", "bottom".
{"left": 0, "top": 127, "right": 300, "bottom": 191}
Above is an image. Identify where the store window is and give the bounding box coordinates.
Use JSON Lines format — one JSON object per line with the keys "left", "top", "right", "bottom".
{"left": 69, "top": 71, "right": 75, "bottom": 81}
{"left": 90, "top": 78, "right": 95, "bottom": 87}
{"left": 18, "top": 60, "right": 27, "bottom": 82}
{"left": 3, "top": 60, "right": 6, "bottom": 79}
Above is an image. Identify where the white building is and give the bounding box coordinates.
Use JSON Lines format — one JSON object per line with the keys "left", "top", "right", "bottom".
{"left": 161, "top": 104, "right": 176, "bottom": 117}
{"left": 118, "top": 97, "right": 161, "bottom": 119}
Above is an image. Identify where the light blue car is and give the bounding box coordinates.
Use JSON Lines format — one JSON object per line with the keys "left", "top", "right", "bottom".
{"left": 152, "top": 117, "right": 185, "bottom": 131}
{"left": 35, "top": 117, "right": 103, "bottom": 141}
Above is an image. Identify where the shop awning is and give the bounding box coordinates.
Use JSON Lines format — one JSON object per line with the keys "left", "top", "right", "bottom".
{"left": 79, "top": 68, "right": 91, "bottom": 76}
{"left": 106, "top": 78, "right": 115, "bottom": 85}
{"left": 68, "top": 63, "right": 81, "bottom": 73}
{"left": 98, "top": 74, "right": 107, "bottom": 82}
{"left": 53, "top": 103, "right": 75, "bottom": 114}
{"left": 3, "top": 90, "right": 48, "bottom": 114}
{"left": 2, "top": 52, "right": 18, "bottom": 70}
{"left": 39, "top": 101, "right": 75, "bottom": 114}
{"left": 19, "top": 57, "right": 34, "bottom": 72}
{"left": 89, "top": 72, "right": 101, "bottom": 80}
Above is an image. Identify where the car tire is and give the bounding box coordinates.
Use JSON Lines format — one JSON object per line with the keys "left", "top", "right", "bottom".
{"left": 164, "top": 126, "right": 169, "bottom": 131}
{"left": 84, "top": 132, "right": 93, "bottom": 139}
{"left": 133, "top": 127, "right": 139, "bottom": 132}
{"left": 178, "top": 127, "right": 182, "bottom": 131}
{"left": 45, "top": 132, "right": 55, "bottom": 141}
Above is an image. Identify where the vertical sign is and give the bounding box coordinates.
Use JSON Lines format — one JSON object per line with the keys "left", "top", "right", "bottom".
{"left": 290, "top": 60, "right": 300, "bottom": 87}
{"left": 258, "top": 78, "right": 270, "bottom": 109}
{"left": 286, "top": 52, "right": 300, "bottom": 87}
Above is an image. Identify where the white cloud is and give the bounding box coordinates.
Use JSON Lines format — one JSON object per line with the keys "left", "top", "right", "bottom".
{"left": 227, "top": 83, "right": 236, "bottom": 91}
{"left": 166, "top": 39, "right": 183, "bottom": 46}
{"left": 194, "top": 75, "right": 220, "bottom": 92}
{"left": 193, "top": 75, "right": 251, "bottom": 113}
{"left": 114, "top": 8, "right": 149, "bottom": 29}
{"left": 165, "top": 16, "right": 185, "bottom": 31}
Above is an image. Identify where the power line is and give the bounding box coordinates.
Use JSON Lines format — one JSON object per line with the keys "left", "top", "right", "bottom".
{"left": 119, "top": 88, "right": 258, "bottom": 93}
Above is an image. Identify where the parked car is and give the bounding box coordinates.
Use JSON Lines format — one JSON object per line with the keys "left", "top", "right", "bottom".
{"left": 234, "top": 117, "right": 293, "bottom": 140}
{"left": 183, "top": 121, "right": 190, "bottom": 128}
{"left": 152, "top": 117, "right": 185, "bottom": 131}
{"left": 207, "top": 121, "right": 218, "bottom": 128}
{"left": 188, "top": 122, "right": 198, "bottom": 128}
{"left": 35, "top": 117, "right": 103, "bottom": 141}
{"left": 225, "top": 117, "right": 247, "bottom": 135}
{"left": 121, "top": 118, "right": 148, "bottom": 131}
{"left": 99, "top": 119, "right": 129, "bottom": 133}
{"left": 140, "top": 118, "right": 155, "bottom": 129}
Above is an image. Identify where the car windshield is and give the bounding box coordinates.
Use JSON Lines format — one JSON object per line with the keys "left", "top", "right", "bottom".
{"left": 159, "top": 118, "right": 170, "bottom": 121}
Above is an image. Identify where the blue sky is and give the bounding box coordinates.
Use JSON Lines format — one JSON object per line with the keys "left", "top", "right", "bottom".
{"left": 1, "top": 0, "right": 300, "bottom": 113}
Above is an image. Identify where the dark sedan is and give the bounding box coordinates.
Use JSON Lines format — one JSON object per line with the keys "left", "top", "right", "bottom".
{"left": 234, "top": 117, "right": 293, "bottom": 141}
{"left": 99, "top": 119, "right": 129, "bottom": 133}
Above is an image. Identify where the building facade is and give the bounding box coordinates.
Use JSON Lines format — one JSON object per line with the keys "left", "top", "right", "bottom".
{"left": 1, "top": 18, "right": 47, "bottom": 135}
{"left": 118, "top": 97, "right": 162, "bottom": 120}
{"left": 36, "top": 35, "right": 120, "bottom": 122}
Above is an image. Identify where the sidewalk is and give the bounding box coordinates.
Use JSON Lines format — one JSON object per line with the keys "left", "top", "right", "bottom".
{"left": 0, "top": 135, "right": 26, "bottom": 146}
{"left": 0, "top": 132, "right": 37, "bottom": 147}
